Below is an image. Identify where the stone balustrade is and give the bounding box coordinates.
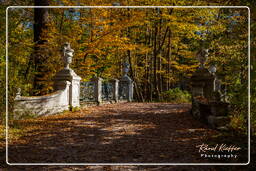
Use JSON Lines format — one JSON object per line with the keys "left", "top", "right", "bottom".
{"left": 13, "top": 43, "right": 134, "bottom": 117}
{"left": 80, "top": 76, "right": 133, "bottom": 106}
{"left": 14, "top": 81, "right": 71, "bottom": 116}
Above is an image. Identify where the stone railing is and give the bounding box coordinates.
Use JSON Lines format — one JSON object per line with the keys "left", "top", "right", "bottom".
{"left": 14, "top": 81, "right": 71, "bottom": 116}
{"left": 80, "top": 75, "right": 133, "bottom": 106}
{"left": 13, "top": 43, "right": 134, "bottom": 117}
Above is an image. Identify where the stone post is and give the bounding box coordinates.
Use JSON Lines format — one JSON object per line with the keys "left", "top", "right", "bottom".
{"left": 190, "top": 68, "right": 215, "bottom": 100}
{"left": 190, "top": 50, "right": 230, "bottom": 130}
{"left": 110, "top": 79, "right": 119, "bottom": 102}
{"left": 119, "top": 76, "right": 133, "bottom": 102}
{"left": 91, "top": 77, "right": 103, "bottom": 104}
{"left": 128, "top": 80, "right": 134, "bottom": 102}
{"left": 191, "top": 82, "right": 204, "bottom": 97}
{"left": 119, "top": 62, "right": 134, "bottom": 102}
{"left": 214, "top": 77, "right": 221, "bottom": 92}
{"left": 53, "top": 42, "right": 81, "bottom": 108}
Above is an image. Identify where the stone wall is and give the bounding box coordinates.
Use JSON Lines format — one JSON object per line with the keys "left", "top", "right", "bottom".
{"left": 14, "top": 81, "right": 71, "bottom": 116}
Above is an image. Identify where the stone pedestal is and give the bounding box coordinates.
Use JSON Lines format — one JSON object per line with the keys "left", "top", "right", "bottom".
{"left": 190, "top": 49, "right": 231, "bottom": 130}
{"left": 191, "top": 82, "right": 205, "bottom": 97}
{"left": 91, "top": 77, "right": 103, "bottom": 104}
{"left": 191, "top": 68, "right": 215, "bottom": 100}
{"left": 190, "top": 67, "right": 230, "bottom": 130}
{"left": 119, "top": 75, "right": 133, "bottom": 102}
{"left": 54, "top": 68, "right": 81, "bottom": 108}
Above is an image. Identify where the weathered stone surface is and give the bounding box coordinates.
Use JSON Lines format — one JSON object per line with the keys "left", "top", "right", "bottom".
{"left": 53, "top": 43, "right": 81, "bottom": 108}
{"left": 110, "top": 79, "right": 119, "bottom": 102}
{"left": 191, "top": 98, "right": 200, "bottom": 119}
{"left": 198, "top": 102, "right": 211, "bottom": 123}
{"left": 191, "top": 68, "right": 215, "bottom": 100}
{"left": 91, "top": 77, "right": 103, "bottom": 104}
{"left": 14, "top": 81, "right": 71, "bottom": 116}
{"left": 190, "top": 63, "right": 230, "bottom": 130}
{"left": 119, "top": 75, "right": 133, "bottom": 102}
{"left": 118, "top": 62, "right": 134, "bottom": 102}
{"left": 14, "top": 43, "right": 82, "bottom": 116}
{"left": 63, "top": 42, "right": 74, "bottom": 69}
{"left": 210, "top": 101, "right": 229, "bottom": 116}
{"left": 80, "top": 76, "right": 133, "bottom": 105}
{"left": 53, "top": 68, "right": 81, "bottom": 108}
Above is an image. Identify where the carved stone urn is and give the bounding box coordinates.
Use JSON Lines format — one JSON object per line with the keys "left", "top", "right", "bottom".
{"left": 63, "top": 42, "right": 74, "bottom": 69}
{"left": 123, "top": 62, "right": 130, "bottom": 76}
{"left": 196, "top": 48, "right": 209, "bottom": 69}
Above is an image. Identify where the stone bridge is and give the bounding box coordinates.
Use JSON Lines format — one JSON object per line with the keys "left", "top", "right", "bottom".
{"left": 4, "top": 44, "right": 242, "bottom": 166}
{"left": 14, "top": 44, "right": 230, "bottom": 130}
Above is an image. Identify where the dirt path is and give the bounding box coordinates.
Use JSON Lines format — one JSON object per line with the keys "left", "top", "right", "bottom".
{"left": 1, "top": 102, "right": 250, "bottom": 170}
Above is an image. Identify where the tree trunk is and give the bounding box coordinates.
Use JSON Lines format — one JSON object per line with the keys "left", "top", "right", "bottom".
{"left": 167, "top": 29, "right": 172, "bottom": 91}
{"left": 128, "top": 50, "right": 140, "bottom": 101}
{"left": 153, "top": 17, "right": 158, "bottom": 99}
{"left": 33, "top": 0, "right": 49, "bottom": 95}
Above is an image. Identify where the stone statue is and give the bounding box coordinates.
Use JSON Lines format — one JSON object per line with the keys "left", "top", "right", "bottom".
{"left": 63, "top": 42, "right": 74, "bottom": 69}
{"left": 196, "top": 48, "right": 209, "bottom": 69}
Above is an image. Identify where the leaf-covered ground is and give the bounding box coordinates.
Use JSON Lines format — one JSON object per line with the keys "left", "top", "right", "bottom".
{"left": 0, "top": 103, "right": 253, "bottom": 170}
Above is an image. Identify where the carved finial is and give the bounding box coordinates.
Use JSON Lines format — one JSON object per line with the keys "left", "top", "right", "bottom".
{"left": 209, "top": 64, "right": 217, "bottom": 74}
{"left": 196, "top": 48, "right": 209, "bottom": 69}
{"left": 16, "top": 88, "right": 21, "bottom": 98}
{"left": 63, "top": 42, "right": 74, "bottom": 69}
{"left": 123, "top": 62, "right": 130, "bottom": 76}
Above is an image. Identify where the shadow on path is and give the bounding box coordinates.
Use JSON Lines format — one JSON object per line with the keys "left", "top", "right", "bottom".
{"left": 1, "top": 103, "right": 247, "bottom": 167}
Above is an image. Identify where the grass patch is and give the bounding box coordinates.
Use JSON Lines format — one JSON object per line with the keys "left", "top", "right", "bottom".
{"left": 160, "top": 88, "right": 191, "bottom": 103}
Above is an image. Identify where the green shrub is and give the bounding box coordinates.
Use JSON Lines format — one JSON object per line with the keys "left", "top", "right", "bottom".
{"left": 160, "top": 88, "right": 191, "bottom": 103}
{"left": 69, "top": 106, "right": 81, "bottom": 112}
